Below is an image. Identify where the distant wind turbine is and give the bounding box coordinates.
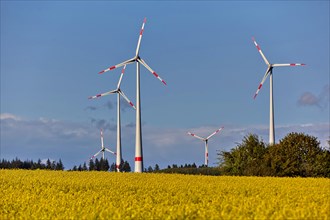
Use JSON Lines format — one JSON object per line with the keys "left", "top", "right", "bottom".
{"left": 98, "top": 18, "right": 167, "bottom": 173}
{"left": 89, "top": 65, "right": 136, "bottom": 172}
{"left": 252, "top": 37, "right": 305, "bottom": 145}
{"left": 188, "top": 127, "right": 224, "bottom": 166}
{"left": 90, "top": 129, "right": 116, "bottom": 161}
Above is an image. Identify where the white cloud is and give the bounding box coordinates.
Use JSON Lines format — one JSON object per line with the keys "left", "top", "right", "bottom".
{"left": 298, "top": 92, "right": 318, "bottom": 105}
{"left": 0, "top": 113, "right": 21, "bottom": 121}
{"left": 298, "top": 84, "right": 329, "bottom": 109}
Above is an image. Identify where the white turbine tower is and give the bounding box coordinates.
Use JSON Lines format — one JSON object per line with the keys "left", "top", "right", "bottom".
{"left": 187, "top": 127, "right": 224, "bottom": 167}
{"left": 89, "top": 65, "right": 136, "bottom": 172}
{"left": 252, "top": 37, "right": 305, "bottom": 145}
{"left": 98, "top": 18, "right": 167, "bottom": 173}
{"left": 90, "top": 129, "right": 116, "bottom": 161}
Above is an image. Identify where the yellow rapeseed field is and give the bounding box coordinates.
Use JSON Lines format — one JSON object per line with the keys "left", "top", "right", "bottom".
{"left": 1, "top": 170, "right": 329, "bottom": 219}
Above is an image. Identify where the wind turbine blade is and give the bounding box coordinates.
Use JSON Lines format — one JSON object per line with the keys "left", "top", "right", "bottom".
{"left": 119, "top": 90, "right": 136, "bottom": 109}
{"left": 252, "top": 37, "right": 270, "bottom": 65}
{"left": 105, "top": 148, "right": 116, "bottom": 155}
{"left": 135, "top": 17, "right": 147, "bottom": 56}
{"left": 98, "top": 58, "right": 135, "bottom": 74}
{"left": 253, "top": 67, "right": 271, "bottom": 99}
{"left": 206, "top": 127, "right": 224, "bottom": 140}
{"left": 138, "top": 58, "right": 167, "bottom": 85}
{"left": 88, "top": 89, "right": 117, "bottom": 99}
{"left": 272, "top": 63, "right": 306, "bottom": 67}
{"left": 187, "top": 132, "right": 205, "bottom": 141}
{"left": 90, "top": 149, "right": 102, "bottom": 160}
{"left": 117, "top": 65, "right": 127, "bottom": 89}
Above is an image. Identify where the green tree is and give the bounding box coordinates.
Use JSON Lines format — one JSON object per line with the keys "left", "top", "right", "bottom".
{"left": 36, "top": 159, "right": 43, "bottom": 169}
{"left": 89, "top": 160, "right": 95, "bottom": 171}
{"left": 121, "top": 160, "right": 131, "bottom": 172}
{"left": 55, "top": 159, "right": 64, "bottom": 170}
{"left": 46, "top": 159, "right": 52, "bottom": 170}
{"left": 99, "top": 158, "right": 109, "bottom": 171}
{"left": 82, "top": 162, "right": 88, "bottom": 171}
{"left": 267, "top": 132, "right": 328, "bottom": 177}
{"left": 95, "top": 158, "right": 100, "bottom": 171}
{"left": 147, "top": 166, "right": 153, "bottom": 172}
{"left": 154, "top": 164, "right": 160, "bottom": 171}
{"left": 51, "top": 161, "right": 56, "bottom": 170}
{"left": 218, "top": 134, "right": 267, "bottom": 176}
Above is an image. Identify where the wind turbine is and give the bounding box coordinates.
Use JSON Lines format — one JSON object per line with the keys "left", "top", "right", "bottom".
{"left": 252, "top": 37, "right": 305, "bottom": 145}
{"left": 90, "top": 129, "right": 116, "bottom": 161}
{"left": 89, "top": 65, "right": 136, "bottom": 172}
{"left": 187, "top": 127, "right": 224, "bottom": 167}
{"left": 98, "top": 18, "right": 167, "bottom": 173}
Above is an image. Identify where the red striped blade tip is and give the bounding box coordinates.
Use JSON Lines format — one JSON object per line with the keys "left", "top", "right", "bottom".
{"left": 290, "top": 63, "right": 305, "bottom": 66}
{"left": 153, "top": 72, "right": 159, "bottom": 77}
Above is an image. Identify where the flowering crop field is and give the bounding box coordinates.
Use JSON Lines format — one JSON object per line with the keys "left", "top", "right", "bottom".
{"left": 1, "top": 170, "right": 329, "bottom": 219}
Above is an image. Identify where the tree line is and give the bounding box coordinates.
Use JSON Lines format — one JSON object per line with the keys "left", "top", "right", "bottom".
{"left": 70, "top": 158, "right": 131, "bottom": 172}
{"left": 148, "top": 163, "right": 222, "bottom": 176}
{"left": 0, "top": 158, "right": 64, "bottom": 170}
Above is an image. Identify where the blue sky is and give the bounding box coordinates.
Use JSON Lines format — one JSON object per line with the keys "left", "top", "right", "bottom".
{"left": 1, "top": 1, "right": 329, "bottom": 169}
